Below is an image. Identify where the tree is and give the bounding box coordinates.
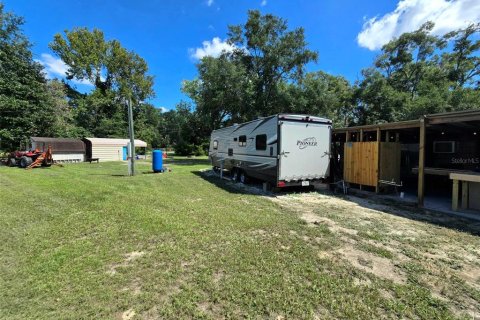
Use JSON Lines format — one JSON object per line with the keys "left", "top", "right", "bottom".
{"left": 49, "top": 27, "right": 155, "bottom": 138}
{"left": 0, "top": 4, "right": 57, "bottom": 150}
{"left": 354, "top": 22, "right": 480, "bottom": 124}
{"left": 227, "top": 10, "right": 318, "bottom": 118}
{"left": 442, "top": 23, "right": 480, "bottom": 89}
{"left": 46, "top": 79, "right": 87, "bottom": 138}
{"left": 50, "top": 28, "right": 154, "bottom": 102}
{"left": 133, "top": 103, "right": 162, "bottom": 148}
{"left": 279, "top": 71, "right": 354, "bottom": 126}
{"left": 182, "top": 55, "right": 252, "bottom": 132}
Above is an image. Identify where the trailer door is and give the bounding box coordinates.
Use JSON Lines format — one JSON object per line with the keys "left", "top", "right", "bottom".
{"left": 279, "top": 120, "right": 331, "bottom": 183}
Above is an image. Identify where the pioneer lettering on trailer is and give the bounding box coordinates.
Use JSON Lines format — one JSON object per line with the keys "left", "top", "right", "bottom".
{"left": 297, "top": 137, "right": 318, "bottom": 149}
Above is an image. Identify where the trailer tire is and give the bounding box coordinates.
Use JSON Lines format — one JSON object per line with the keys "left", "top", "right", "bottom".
{"left": 239, "top": 171, "right": 249, "bottom": 184}
{"left": 20, "top": 156, "right": 32, "bottom": 168}
{"left": 231, "top": 168, "right": 239, "bottom": 182}
{"left": 7, "top": 158, "right": 16, "bottom": 167}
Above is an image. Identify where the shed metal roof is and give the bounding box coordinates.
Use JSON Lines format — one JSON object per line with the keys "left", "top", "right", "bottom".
{"left": 31, "top": 137, "right": 82, "bottom": 143}
{"left": 30, "top": 137, "right": 85, "bottom": 153}
{"left": 333, "top": 109, "right": 480, "bottom": 133}
{"left": 84, "top": 138, "right": 147, "bottom": 147}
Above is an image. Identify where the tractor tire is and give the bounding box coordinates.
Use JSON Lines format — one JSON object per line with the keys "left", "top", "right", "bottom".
{"left": 7, "top": 158, "right": 16, "bottom": 167}
{"left": 20, "top": 156, "right": 33, "bottom": 168}
{"left": 42, "top": 158, "right": 53, "bottom": 167}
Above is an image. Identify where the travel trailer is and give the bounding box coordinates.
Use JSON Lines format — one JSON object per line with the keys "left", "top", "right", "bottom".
{"left": 209, "top": 114, "right": 332, "bottom": 187}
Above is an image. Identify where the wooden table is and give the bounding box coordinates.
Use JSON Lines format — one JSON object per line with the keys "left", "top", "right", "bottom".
{"left": 450, "top": 172, "right": 480, "bottom": 211}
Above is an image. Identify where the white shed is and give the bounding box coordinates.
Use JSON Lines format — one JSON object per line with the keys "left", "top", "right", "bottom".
{"left": 83, "top": 138, "right": 147, "bottom": 162}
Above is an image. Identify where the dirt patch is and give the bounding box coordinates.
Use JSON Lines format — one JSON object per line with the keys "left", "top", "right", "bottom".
{"left": 213, "top": 270, "right": 224, "bottom": 284}
{"left": 121, "top": 309, "right": 135, "bottom": 320}
{"left": 125, "top": 251, "right": 145, "bottom": 262}
{"left": 337, "top": 245, "right": 406, "bottom": 284}
{"left": 270, "top": 191, "right": 480, "bottom": 317}
{"left": 197, "top": 301, "right": 222, "bottom": 318}
{"left": 107, "top": 251, "right": 146, "bottom": 276}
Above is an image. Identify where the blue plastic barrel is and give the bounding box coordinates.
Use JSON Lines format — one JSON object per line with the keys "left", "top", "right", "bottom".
{"left": 152, "top": 149, "right": 163, "bottom": 172}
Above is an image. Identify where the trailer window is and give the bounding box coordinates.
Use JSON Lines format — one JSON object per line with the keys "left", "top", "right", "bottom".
{"left": 239, "top": 135, "right": 247, "bottom": 147}
{"left": 213, "top": 140, "right": 218, "bottom": 150}
{"left": 256, "top": 134, "right": 267, "bottom": 150}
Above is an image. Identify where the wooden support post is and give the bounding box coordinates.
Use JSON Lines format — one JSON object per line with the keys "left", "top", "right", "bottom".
{"left": 386, "top": 131, "right": 389, "bottom": 142}
{"left": 452, "top": 179, "right": 459, "bottom": 211}
{"left": 376, "top": 127, "right": 381, "bottom": 194}
{"left": 418, "top": 117, "right": 426, "bottom": 207}
{"left": 461, "top": 181, "right": 469, "bottom": 209}
{"left": 359, "top": 129, "right": 363, "bottom": 190}
{"left": 346, "top": 132, "right": 350, "bottom": 142}
{"left": 395, "top": 132, "right": 400, "bottom": 142}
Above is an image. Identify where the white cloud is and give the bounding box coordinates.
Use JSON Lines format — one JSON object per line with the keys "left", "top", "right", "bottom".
{"left": 189, "top": 37, "right": 236, "bottom": 60}
{"left": 357, "top": 0, "right": 480, "bottom": 51}
{"left": 206, "top": 0, "right": 214, "bottom": 6}
{"left": 159, "top": 107, "right": 169, "bottom": 113}
{"left": 261, "top": 0, "right": 267, "bottom": 6}
{"left": 36, "top": 53, "right": 92, "bottom": 86}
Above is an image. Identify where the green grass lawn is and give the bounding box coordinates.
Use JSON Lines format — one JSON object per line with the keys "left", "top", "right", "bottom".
{"left": 1, "top": 158, "right": 479, "bottom": 319}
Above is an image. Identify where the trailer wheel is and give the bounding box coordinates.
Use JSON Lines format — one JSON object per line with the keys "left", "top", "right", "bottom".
{"left": 7, "top": 158, "right": 16, "bottom": 167}
{"left": 231, "top": 168, "right": 239, "bottom": 182}
{"left": 239, "top": 171, "right": 249, "bottom": 184}
{"left": 20, "top": 156, "right": 32, "bottom": 168}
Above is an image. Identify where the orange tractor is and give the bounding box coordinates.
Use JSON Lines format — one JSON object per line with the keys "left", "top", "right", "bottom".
{"left": 7, "top": 146, "right": 54, "bottom": 169}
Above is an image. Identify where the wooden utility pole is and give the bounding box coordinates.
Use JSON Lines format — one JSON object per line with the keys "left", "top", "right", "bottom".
{"left": 127, "top": 98, "right": 135, "bottom": 176}
{"left": 418, "top": 116, "right": 426, "bottom": 207}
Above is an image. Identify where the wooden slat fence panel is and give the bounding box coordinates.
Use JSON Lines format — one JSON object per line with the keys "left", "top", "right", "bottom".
{"left": 343, "top": 141, "right": 379, "bottom": 187}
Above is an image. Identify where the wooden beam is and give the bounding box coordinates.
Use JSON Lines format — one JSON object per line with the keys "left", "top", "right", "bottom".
{"left": 452, "top": 179, "right": 459, "bottom": 211}
{"left": 450, "top": 173, "right": 480, "bottom": 183}
{"left": 428, "top": 114, "right": 480, "bottom": 125}
{"left": 418, "top": 117, "right": 426, "bottom": 207}
{"left": 376, "top": 128, "right": 381, "bottom": 194}
{"left": 333, "top": 120, "right": 420, "bottom": 134}
{"left": 461, "top": 181, "right": 469, "bottom": 210}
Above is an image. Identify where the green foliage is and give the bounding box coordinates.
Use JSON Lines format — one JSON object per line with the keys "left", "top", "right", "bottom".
{"left": 356, "top": 22, "right": 480, "bottom": 124}
{"left": 227, "top": 10, "right": 318, "bottom": 117}
{"left": 49, "top": 27, "right": 157, "bottom": 144}
{"left": 0, "top": 4, "right": 57, "bottom": 150}
{"left": 50, "top": 27, "right": 154, "bottom": 102}
{"left": 279, "top": 71, "right": 354, "bottom": 126}
{"left": 182, "top": 55, "right": 252, "bottom": 131}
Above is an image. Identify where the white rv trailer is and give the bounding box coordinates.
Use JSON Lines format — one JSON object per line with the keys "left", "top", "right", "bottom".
{"left": 208, "top": 114, "right": 332, "bottom": 188}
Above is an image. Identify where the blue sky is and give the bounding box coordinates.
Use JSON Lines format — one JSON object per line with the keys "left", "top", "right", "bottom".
{"left": 4, "top": 0, "right": 480, "bottom": 111}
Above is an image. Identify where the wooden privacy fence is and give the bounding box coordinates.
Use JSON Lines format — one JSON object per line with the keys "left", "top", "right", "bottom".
{"left": 343, "top": 141, "right": 401, "bottom": 189}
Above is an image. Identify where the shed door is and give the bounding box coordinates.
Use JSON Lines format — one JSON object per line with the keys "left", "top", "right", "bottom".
{"left": 279, "top": 121, "right": 331, "bottom": 181}
{"left": 123, "top": 146, "right": 128, "bottom": 161}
